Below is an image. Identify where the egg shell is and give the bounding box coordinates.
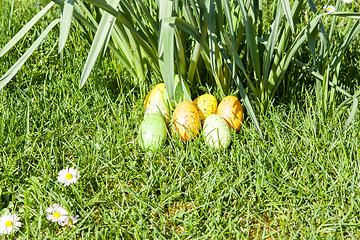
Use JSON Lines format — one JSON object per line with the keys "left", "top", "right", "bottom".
{"left": 193, "top": 94, "right": 217, "bottom": 123}
{"left": 144, "top": 83, "right": 164, "bottom": 108}
{"left": 216, "top": 96, "right": 243, "bottom": 131}
{"left": 144, "top": 99, "right": 170, "bottom": 123}
{"left": 171, "top": 101, "right": 200, "bottom": 141}
{"left": 203, "top": 114, "right": 231, "bottom": 149}
{"left": 138, "top": 113, "right": 167, "bottom": 151}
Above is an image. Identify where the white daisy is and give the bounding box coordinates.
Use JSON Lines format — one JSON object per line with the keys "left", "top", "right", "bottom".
{"left": 324, "top": 5, "right": 335, "bottom": 13}
{"left": 57, "top": 167, "right": 80, "bottom": 186}
{"left": 342, "top": 0, "right": 353, "bottom": 3}
{"left": 0, "top": 213, "right": 22, "bottom": 235}
{"left": 45, "top": 203, "right": 69, "bottom": 224}
{"left": 60, "top": 215, "right": 79, "bottom": 228}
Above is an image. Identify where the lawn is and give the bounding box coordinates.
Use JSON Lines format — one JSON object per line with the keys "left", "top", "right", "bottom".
{"left": 1, "top": 0, "right": 360, "bottom": 239}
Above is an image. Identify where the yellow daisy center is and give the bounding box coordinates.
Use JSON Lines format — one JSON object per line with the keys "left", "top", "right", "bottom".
{"left": 68, "top": 219, "right": 72, "bottom": 225}
{"left": 5, "top": 221, "right": 13, "bottom": 227}
{"left": 65, "top": 173, "right": 73, "bottom": 179}
{"left": 53, "top": 212, "right": 61, "bottom": 219}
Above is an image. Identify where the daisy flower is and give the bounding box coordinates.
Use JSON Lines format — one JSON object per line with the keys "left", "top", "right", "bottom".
{"left": 342, "top": 0, "right": 353, "bottom": 3}
{"left": 57, "top": 167, "right": 80, "bottom": 186}
{"left": 0, "top": 213, "right": 22, "bottom": 235}
{"left": 45, "top": 203, "right": 69, "bottom": 224}
{"left": 60, "top": 215, "right": 79, "bottom": 228}
{"left": 324, "top": 5, "right": 335, "bottom": 13}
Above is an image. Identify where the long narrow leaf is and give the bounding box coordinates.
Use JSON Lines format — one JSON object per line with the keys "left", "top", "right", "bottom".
{"left": 307, "top": 0, "right": 327, "bottom": 72}
{"left": 59, "top": 0, "right": 75, "bottom": 53}
{"left": 79, "top": 0, "right": 120, "bottom": 88}
{"left": 159, "top": 19, "right": 175, "bottom": 99}
{"left": 158, "top": 0, "right": 175, "bottom": 99}
{"left": 268, "top": 14, "right": 322, "bottom": 100}
{"left": 237, "top": 0, "right": 261, "bottom": 81}
{"left": 281, "top": 0, "right": 295, "bottom": 33}
{"left": 0, "top": 2, "right": 55, "bottom": 57}
{"left": 263, "top": 2, "right": 282, "bottom": 85}
{"left": 82, "top": 0, "right": 119, "bottom": 17}
{"left": 342, "top": 97, "right": 358, "bottom": 131}
{"left": 0, "top": 19, "right": 60, "bottom": 90}
{"left": 208, "top": 0, "right": 224, "bottom": 97}
{"left": 294, "top": 59, "right": 352, "bottom": 98}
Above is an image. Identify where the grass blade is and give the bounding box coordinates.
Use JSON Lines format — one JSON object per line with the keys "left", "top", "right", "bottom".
{"left": 342, "top": 97, "right": 358, "bottom": 131}
{"left": 59, "top": 0, "right": 75, "bottom": 53}
{"left": 79, "top": 0, "right": 120, "bottom": 89}
{"left": 0, "top": 19, "right": 60, "bottom": 90}
{"left": 0, "top": 2, "right": 55, "bottom": 57}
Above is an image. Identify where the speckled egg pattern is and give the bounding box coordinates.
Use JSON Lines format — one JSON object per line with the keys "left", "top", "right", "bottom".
{"left": 203, "top": 114, "right": 231, "bottom": 149}
{"left": 193, "top": 94, "right": 217, "bottom": 122}
{"left": 138, "top": 113, "right": 167, "bottom": 151}
{"left": 144, "top": 99, "right": 170, "bottom": 122}
{"left": 216, "top": 96, "right": 243, "bottom": 132}
{"left": 171, "top": 101, "right": 200, "bottom": 141}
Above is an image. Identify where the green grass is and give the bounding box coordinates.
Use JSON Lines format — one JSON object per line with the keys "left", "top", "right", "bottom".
{"left": 1, "top": 0, "right": 360, "bottom": 239}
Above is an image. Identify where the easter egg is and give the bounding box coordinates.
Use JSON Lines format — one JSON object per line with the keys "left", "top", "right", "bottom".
{"left": 144, "top": 83, "right": 164, "bottom": 108}
{"left": 171, "top": 101, "right": 200, "bottom": 141}
{"left": 138, "top": 113, "right": 167, "bottom": 151}
{"left": 203, "top": 114, "right": 231, "bottom": 149}
{"left": 144, "top": 99, "right": 170, "bottom": 123}
{"left": 216, "top": 96, "right": 243, "bottom": 131}
{"left": 163, "top": 75, "right": 191, "bottom": 109}
{"left": 193, "top": 94, "right": 217, "bottom": 123}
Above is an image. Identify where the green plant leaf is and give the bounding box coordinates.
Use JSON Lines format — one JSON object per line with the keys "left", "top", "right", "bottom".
{"left": 0, "top": 19, "right": 60, "bottom": 91}
{"left": 237, "top": 0, "right": 261, "bottom": 81}
{"left": 263, "top": 2, "right": 282, "bottom": 86}
{"left": 79, "top": 0, "right": 120, "bottom": 89}
{"left": 294, "top": 59, "right": 352, "bottom": 98}
{"left": 0, "top": 2, "right": 55, "bottom": 57}
{"left": 159, "top": 18, "right": 175, "bottom": 100}
{"left": 208, "top": 0, "right": 224, "bottom": 97}
{"left": 59, "top": 0, "right": 75, "bottom": 53}
{"left": 159, "top": 0, "right": 175, "bottom": 99}
{"left": 281, "top": 0, "right": 295, "bottom": 33}
{"left": 307, "top": 0, "right": 327, "bottom": 72}
{"left": 307, "top": 25, "right": 318, "bottom": 69}
{"left": 82, "top": 0, "right": 119, "bottom": 17}
{"left": 342, "top": 97, "right": 358, "bottom": 131}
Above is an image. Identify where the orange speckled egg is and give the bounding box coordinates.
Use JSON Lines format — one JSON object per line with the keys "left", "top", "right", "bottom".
{"left": 193, "top": 94, "right": 217, "bottom": 123}
{"left": 144, "top": 83, "right": 164, "bottom": 108}
{"left": 216, "top": 96, "right": 243, "bottom": 131}
{"left": 171, "top": 101, "right": 200, "bottom": 141}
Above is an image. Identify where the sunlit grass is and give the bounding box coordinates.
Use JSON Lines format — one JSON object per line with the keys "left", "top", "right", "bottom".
{"left": 1, "top": 0, "right": 360, "bottom": 239}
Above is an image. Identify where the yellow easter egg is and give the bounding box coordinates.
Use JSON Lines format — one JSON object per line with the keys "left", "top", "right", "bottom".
{"left": 193, "top": 94, "right": 217, "bottom": 123}
{"left": 144, "top": 83, "right": 164, "bottom": 108}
